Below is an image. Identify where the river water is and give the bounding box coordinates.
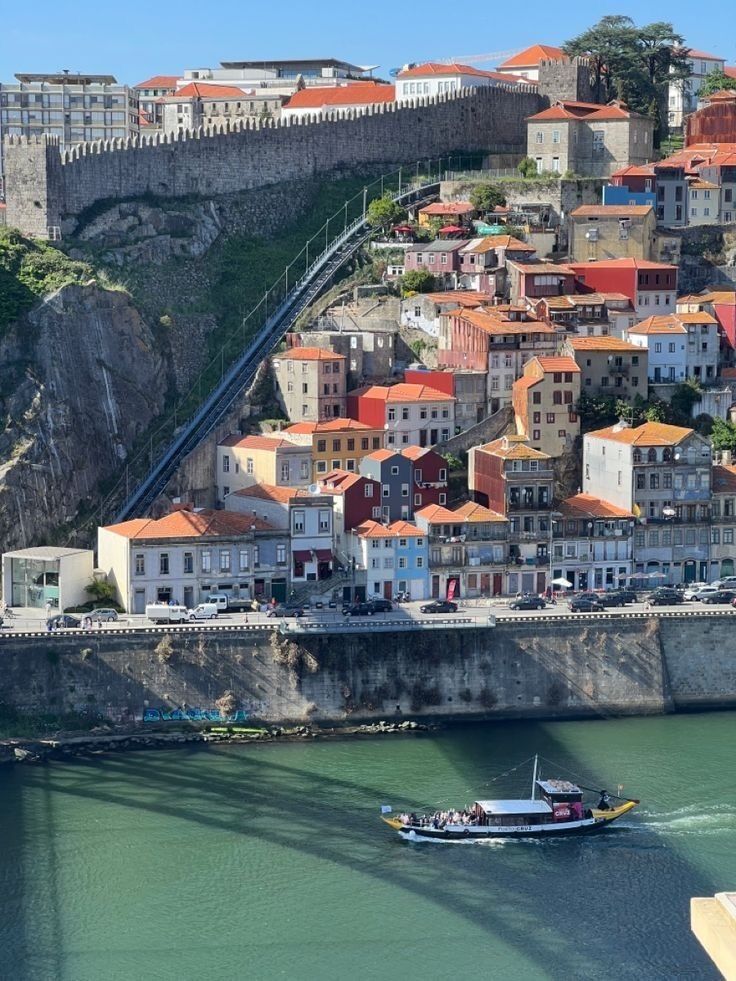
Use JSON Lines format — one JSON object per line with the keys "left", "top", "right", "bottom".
{"left": 0, "top": 712, "right": 732, "bottom": 980}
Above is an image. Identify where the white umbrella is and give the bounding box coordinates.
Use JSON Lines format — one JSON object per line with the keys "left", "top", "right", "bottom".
{"left": 551, "top": 577, "right": 572, "bottom": 588}
{"left": 647, "top": 571, "right": 667, "bottom": 579}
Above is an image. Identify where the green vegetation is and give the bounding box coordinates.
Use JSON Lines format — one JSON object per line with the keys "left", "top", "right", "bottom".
{"left": 0, "top": 705, "right": 102, "bottom": 739}
{"left": 710, "top": 417, "right": 736, "bottom": 453}
{"left": 0, "top": 229, "right": 97, "bottom": 334}
{"left": 517, "top": 157, "right": 539, "bottom": 178}
{"left": 563, "top": 16, "right": 690, "bottom": 145}
{"left": 366, "top": 194, "right": 407, "bottom": 229}
{"left": 699, "top": 69, "right": 736, "bottom": 98}
{"left": 578, "top": 381, "right": 704, "bottom": 434}
{"left": 401, "top": 269, "right": 436, "bottom": 294}
{"left": 443, "top": 453, "right": 464, "bottom": 472}
{"left": 469, "top": 183, "right": 506, "bottom": 213}
{"left": 85, "top": 578, "right": 117, "bottom": 603}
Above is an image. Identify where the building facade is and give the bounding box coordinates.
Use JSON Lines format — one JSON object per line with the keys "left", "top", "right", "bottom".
{"left": 281, "top": 418, "right": 384, "bottom": 479}
{"left": 347, "top": 519, "right": 429, "bottom": 601}
{"left": 565, "top": 335, "right": 648, "bottom": 399}
{"left": 272, "top": 347, "right": 347, "bottom": 422}
{"left": 568, "top": 205, "right": 656, "bottom": 262}
{"left": 347, "top": 383, "right": 455, "bottom": 448}
{"left": 216, "top": 434, "right": 312, "bottom": 501}
{"left": 512, "top": 356, "right": 581, "bottom": 459}
{"left": 568, "top": 259, "right": 678, "bottom": 319}
{"left": 625, "top": 312, "right": 719, "bottom": 383}
{"left": 552, "top": 493, "right": 634, "bottom": 591}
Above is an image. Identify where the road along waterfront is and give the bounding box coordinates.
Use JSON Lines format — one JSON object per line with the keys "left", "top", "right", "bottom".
{"left": 0, "top": 712, "right": 731, "bottom": 979}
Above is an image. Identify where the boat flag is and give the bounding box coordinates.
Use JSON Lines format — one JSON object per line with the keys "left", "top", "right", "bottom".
{"left": 380, "top": 805, "right": 393, "bottom": 814}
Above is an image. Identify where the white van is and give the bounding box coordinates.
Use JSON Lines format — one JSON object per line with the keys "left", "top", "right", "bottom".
{"left": 145, "top": 603, "right": 188, "bottom": 624}
{"left": 206, "top": 593, "right": 229, "bottom": 611}
{"left": 188, "top": 603, "right": 219, "bottom": 621}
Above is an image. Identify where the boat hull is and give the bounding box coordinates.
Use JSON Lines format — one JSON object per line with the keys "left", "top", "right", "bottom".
{"left": 382, "top": 800, "right": 636, "bottom": 840}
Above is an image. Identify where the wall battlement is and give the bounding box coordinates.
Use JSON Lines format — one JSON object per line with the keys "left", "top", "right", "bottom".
{"left": 3, "top": 84, "right": 544, "bottom": 236}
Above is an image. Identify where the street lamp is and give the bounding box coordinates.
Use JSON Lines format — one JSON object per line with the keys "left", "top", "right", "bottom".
{"left": 547, "top": 511, "right": 563, "bottom": 593}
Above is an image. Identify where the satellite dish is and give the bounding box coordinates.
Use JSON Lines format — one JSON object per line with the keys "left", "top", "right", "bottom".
{"left": 308, "top": 484, "right": 319, "bottom": 494}
{"left": 389, "top": 68, "right": 400, "bottom": 77}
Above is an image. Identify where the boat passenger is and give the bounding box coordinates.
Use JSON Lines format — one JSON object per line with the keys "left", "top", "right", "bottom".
{"left": 597, "top": 792, "right": 611, "bottom": 811}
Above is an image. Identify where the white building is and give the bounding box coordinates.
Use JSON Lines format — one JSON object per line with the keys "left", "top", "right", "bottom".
{"left": 625, "top": 312, "right": 719, "bottom": 384}
{"left": 552, "top": 494, "right": 634, "bottom": 592}
{"left": 281, "top": 82, "right": 395, "bottom": 121}
{"left": 2, "top": 546, "right": 94, "bottom": 612}
{"left": 668, "top": 49, "right": 725, "bottom": 129}
{"left": 396, "top": 62, "right": 528, "bottom": 101}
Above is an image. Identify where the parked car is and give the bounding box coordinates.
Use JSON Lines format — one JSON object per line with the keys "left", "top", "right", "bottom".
{"left": 188, "top": 603, "right": 219, "bottom": 621}
{"left": 569, "top": 597, "right": 604, "bottom": 613}
{"left": 580, "top": 591, "right": 624, "bottom": 608}
{"left": 267, "top": 604, "right": 305, "bottom": 618}
{"left": 88, "top": 608, "right": 119, "bottom": 623}
{"left": 369, "top": 599, "right": 394, "bottom": 614}
{"left": 710, "top": 576, "right": 736, "bottom": 589}
{"left": 343, "top": 603, "right": 375, "bottom": 617}
{"left": 608, "top": 588, "right": 638, "bottom": 604}
{"left": 47, "top": 614, "right": 81, "bottom": 629}
{"left": 419, "top": 600, "right": 458, "bottom": 614}
{"left": 508, "top": 596, "right": 546, "bottom": 611}
{"left": 700, "top": 589, "right": 736, "bottom": 605}
{"left": 684, "top": 585, "right": 719, "bottom": 602}
{"left": 648, "top": 588, "right": 684, "bottom": 606}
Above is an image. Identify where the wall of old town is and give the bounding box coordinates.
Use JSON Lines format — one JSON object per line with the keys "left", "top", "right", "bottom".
{"left": 1, "top": 613, "right": 734, "bottom": 727}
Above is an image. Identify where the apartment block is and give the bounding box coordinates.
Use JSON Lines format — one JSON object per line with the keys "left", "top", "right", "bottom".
{"left": 281, "top": 419, "right": 383, "bottom": 479}
{"left": 512, "top": 356, "right": 581, "bottom": 459}
{"left": 565, "top": 336, "right": 648, "bottom": 399}
{"left": 272, "top": 347, "right": 346, "bottom": 422}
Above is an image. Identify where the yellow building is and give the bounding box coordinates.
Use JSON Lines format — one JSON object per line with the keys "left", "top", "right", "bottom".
{"left": 215, "top": 434, "right": 312, "bottom": 503}
{"left": 512, "top": 356, "right": 581, "bottom": 459}
{"left": 565, "top": 335, "right": 648, "bottom": 399}
{"left": 282, "top": 418, "right": 384, "bottom": 479}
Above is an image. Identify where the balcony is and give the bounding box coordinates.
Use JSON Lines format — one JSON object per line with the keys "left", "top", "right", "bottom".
{"left": 609, "top": 363, "right": 629, "bottom": 376}
{"left": 507, "top": 500, "right": 551, "bottom": 512}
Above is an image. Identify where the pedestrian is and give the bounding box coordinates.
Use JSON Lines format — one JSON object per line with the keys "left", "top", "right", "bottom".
{"left": 45, "top": 600, "right": 52, "bottom": 618}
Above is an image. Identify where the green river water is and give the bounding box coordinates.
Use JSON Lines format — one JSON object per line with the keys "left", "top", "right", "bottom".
{"left": 0, "top": 712, "right": 733, "bottom": 980}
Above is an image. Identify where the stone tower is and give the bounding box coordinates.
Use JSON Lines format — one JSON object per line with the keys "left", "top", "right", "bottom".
{"left": 3, "top": 134, "right": 63, "bottom": 237}
{"left": 537, "top": 57, "right": 596, "bottom": 106}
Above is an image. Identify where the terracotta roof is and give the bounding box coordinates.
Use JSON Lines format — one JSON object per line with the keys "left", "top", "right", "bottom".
{"left": 218, "top": 433, "right": 300, "bottom": 450}
{"left": 611, "top": 164, "right": 657, "bottom": 178}
{"left": 363, "top": 448, "right": 401, "bottom": 462}
{"left": 400, "top": 445, "right": 436, "bottom": 461}
{"left": 419, "top": 202, "right": 475, "bottom": 215}
{"left": 453, "top": 501, "right": 506, "bottom": 523}
{"left": 498, "top": 44, "right": 566, "bottom": 70}
{"left": 725, "top": 67, "right": 736, "bottom": 80}
{"left": 279, "top": 346, "right": 345, "bottom": 361}
{"left": 558, "top": 494, "right": 634, "bottom": 520}
{"left": 479, "top": 437, "right": 551, "bottom": 460}
{"left": 536, "top": 356, "right": 580, "bottom": 373}
{"left": 386, "top": 520, "right": 426, "bottom": 537}
{"left": 414, "top": 504, "right": 459, "bottom": 523}
{"left": 684, "top": 49, "right": 723, "bottom": 60}
{"left": 350, "top": 383, "right": 455, "bottom": 402}
{"left": 627, "top": 313, "right": 716, "bottom": 335}
{"left": 398, "top": 62, "right": 527, "bottom": 81}
{"left": 720, "top": 367, "right": 736, "bottom": 379}
{"left": 571, "top": 205, "right": 653, "bottom": 217}
{"left": 676, "top": 294, "right": 710, "bottom": 304}
{"left": 166, "top": 82, "right": 247, "bottom": 100}
{"left": 703, "top": 291, "right": 736, "bottom": 305}
{"left": 586, "top": 422, "right": 693, "bottom": 446}
{"left": 454, "top": 308, "right": 556, "bottom": 336}
{"left": 105, "top": 508, "right": 273, "bottom": 539}
{"left": 712, "top": 464, "right": 736, "bottom": 494}
{"left": 283, "top": 418, "right": 371, "bottom": 434}
{"left": 509, "top": 261, "right": 573, "bottom": 274}
{"left": 423, "top": 291, "right": 487, "bottom": 307}
{"left": 677, "top": 312, "right": 718, "bottom": 324}
{"left": 229, "top": 483, "right": 308, "bottom": 503}
{"left": 689, "top": 179, "right": 720, "bottom": 190}
{"left": 354, "top": 519, "right": 425, "bottom": 538}
{"left": 568, "top": 336, "right": 641, "bottom": 352}
{"left": 416, "top": 502, "right": 505, "bottom": 523}
{"left": 134, "top": 75, "right": 179, "bottom": 90}
{"left": 569, "top": 258, "right": 675, "bottom": 271}
{"left": 319, "top": 469, "right": 365, "bottom": 491}
{"left": 482, "top": 234, "right": 535, "bottom": 251}
{"left": 285, "top": 82, "right": 395, "bottom": 109}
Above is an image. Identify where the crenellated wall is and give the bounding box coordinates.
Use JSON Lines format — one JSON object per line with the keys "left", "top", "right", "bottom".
{"left": 3, "top": 84, "right": 543, "bottom": 236}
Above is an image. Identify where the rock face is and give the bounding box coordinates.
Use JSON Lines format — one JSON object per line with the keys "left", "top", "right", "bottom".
{"left": 0, "top": 283, "right": 164, "bottom": 548}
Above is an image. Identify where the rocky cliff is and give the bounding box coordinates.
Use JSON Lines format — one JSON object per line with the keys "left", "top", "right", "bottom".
{"left": 0, "top": 283, "right": 165, "bottom": 549}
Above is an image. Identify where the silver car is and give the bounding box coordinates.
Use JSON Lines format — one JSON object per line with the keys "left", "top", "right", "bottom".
{"left": 88, "top": 608, "right": 119, "bottom": 623}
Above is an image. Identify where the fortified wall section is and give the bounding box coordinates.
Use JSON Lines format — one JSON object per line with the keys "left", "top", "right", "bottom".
{"left": 2, "top": 613, "right": 732, "bottom": 728}
{"left": 3, "top": 85, "right": 543, "bottom": 237}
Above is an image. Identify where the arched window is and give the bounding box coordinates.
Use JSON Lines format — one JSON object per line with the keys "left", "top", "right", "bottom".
{"left": 662, "top": 447, "right": 672, "bottom": 462}
{"left": 633, "top": 449, "right": 642, "bottom": 463}
{"left": 647, "top": 448, "right": 657, "bottom": 463}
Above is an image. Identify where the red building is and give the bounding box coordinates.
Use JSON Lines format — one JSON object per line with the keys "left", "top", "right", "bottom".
{"left": 609, "top": 164, "right": 657, "bottom": 193}
{"left": 708, "top": 291, "right": 736, "bottom": 353}
{"left": 567, "top": 258, "right": 678, "bottom": 318}
{"left": 400, "top": 446, "right": 449, "bottom": 510}
{"left": 403, "top": 369, "right": 455, "bottom": 396}
{"left": 506, "top": 260, "right": 576, "bottom": 304}
{"left": 318, "top": 469, "right": 381, "bottom": 531}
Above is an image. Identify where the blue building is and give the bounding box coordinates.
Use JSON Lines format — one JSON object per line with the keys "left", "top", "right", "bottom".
{"left": 348, "top": 519, "right": 430, "bottom": 600}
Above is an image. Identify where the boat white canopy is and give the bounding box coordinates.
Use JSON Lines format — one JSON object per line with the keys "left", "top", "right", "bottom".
{"left": 536, "top": 779, "right": 582, "bottom": 795}
{"left": 474, "top": 799, "right": 552, "bottom": 815}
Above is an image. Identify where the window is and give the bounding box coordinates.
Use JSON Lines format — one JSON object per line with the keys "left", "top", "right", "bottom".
{"left": 317, "top": 439, "right": 327, "bottom": 453}
{"left": 277, "top": 544, "right": 286, "bottom": 565}
{"left": 416, "top": 556, "right": 424, "bottom": 568}
{"left": 535, "top": 131, "right": 543, "bottom": 144}
{"left": 365, "top": 484, "right": 374, "bottom": 497}
{"left": 201, "top": 550, "right": 211, "bottom": 573}
{"left": 239, "top": 549, "right": 249, "bottom": 571}
{"left": 532, "top": 392, "right": 541, "bottom": 405}
{"left": 391, "top": 465, "right": 399, "bottom": 476}
{"left": 280, "top": 462, "right": 290, "bottom": 482}
{"left": 439, "top": 468, "right": 447, "bottom": 481}
{"left": 183, "top": 552, "right": 193, "bottom": 574}
{"left": 382, "top": 484, "right": 390, "bottom": 498}
{"left": 220, "top": 550, "right": 231, "bottom": 573}
{"left": 293, "top": 510, "right": 305, "bottom": 533}
{"left": 319, "top": 510, "right": 331, "bottom": 532}
{"left": 724, "top": 529, "right": 734, "bottom": 545}
{"left": 246, "top": 457, "right": 254, "bottom": 475}
{"left": 401, "top": 483, "right": 409, "bottom": 498}
{"left": 388, "top": 407, "right": 396, "bottom": 421}
{"left": 414, "top": 493, "right": 421, "bottom": 506}
{"left": 135, "top": 553, "right": 145, "bottom": 576}
{"left": 552, "top": 129, "right": 560, "bottom": 144}
{"left": 253, "top": 546, "right": 260, "bottom": 568}
{"left": 650, "top": 473, "right": 659, "bottom": 490}
{"left": 159, "top": 553, "right": 169, "bottom": 575}
{"left": 546, "top": 413, "right": 555, "bottom": 424}
{"left": 399, "top": 556, "right": 407, "bottom": 569}
{"left": 222, "top": 454, "right": 230, "bottom": 473}
{"left": 592, "top": 131, "right": 604, "bottom": 152}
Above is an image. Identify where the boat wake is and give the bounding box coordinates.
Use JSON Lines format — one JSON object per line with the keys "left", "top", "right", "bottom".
{"left": 619, "top": 803, "right": 736, "bottom": 837}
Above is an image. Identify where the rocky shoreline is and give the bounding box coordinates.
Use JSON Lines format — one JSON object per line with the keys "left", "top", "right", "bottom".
{"left": 0, "top": 719, "right": 434, "bottom": 765}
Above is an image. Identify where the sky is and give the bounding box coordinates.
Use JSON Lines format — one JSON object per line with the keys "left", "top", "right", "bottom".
{"left": 2, "top": 0, "right": 735, "bottom": 85}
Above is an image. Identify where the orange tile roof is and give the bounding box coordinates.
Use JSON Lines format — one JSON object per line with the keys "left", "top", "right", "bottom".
{"left": 424, "top": 290, "right": 492, "bottom": 305}
{"left": 283, "top": 418, "right": 372, "bottom": 434}
{"left": 218, "top": 434, "right": 300, "bottom": 450}
{"left": 498, "top": 44, "right": 566, "bottom": 69}
{"left": 285, "top": 82, "right": 395, "bottom": 109}
{"left": 105, "top": 508, "right": 273, "bottom": 539}
{"left": 712, "top": 464, "right": 736, "bottom": 494}
{"left": 134, "top": 75, "right": 179, "bottom": 90}
{"left": 363, "top": 448, "right": 400, "bottom": 462}
{"left": 483, "top": 234, "right": 535, "bottom": 251}
{"left": 568, "top": 258, "right": 675, "bottom": 271}
{"left": 455, "top": 309, "right": 556, "bottom": 336}
{"left": 414, "top": 504, "right": 458, "bottom": 523}
{"left": 280, "top": 347, "right": 345, "bottom": 361}
{"left": 453, "top": 501, "right": 506, "bottom": 523}
{"left": 398, "top": 62, "right": 527, "bottom": 81}
{"left": 703, "top": 291, "right": 736, "bottom": 305}
{"left": 677, "top": 312, "right": 718, "bottom": 324}
{"left": 386, "top": 520, "right": 426, "bottom": 537}
{"left": 536, "top": 356, "right": 580, "bottom": 373}
{"left": 571, "top": 205, "right": 653, "bottom": 217}
{"left": 479, "top": 437, "right": 551, "bottom": 460}
{"left": 350, "top": 383, "right": 455, "bottom": 402}
{"left": 558, "top": 494, "right": 634, "bottom": 520}
{"left": 354, "top": 519, "right": 425, "bottom": 538}
{"left": 509, "top": 261, "right": 574, "bottom": 274}
{"left": 586, "top": 422, "right": 693, "bottom": 446}
{"left": 419, "top": 201, "right": 475, "bottom": 215}
{"left": 627, "top": 312, "right": 716, "bottom": 335}
{"left": 568, "top": 336, "right": 642, "bottom": 352}
{"left": 611, "top": 164, "right": 657, "bottom": 178}
{"left": 229, "top": 483, "right": 300, "bottom": 504}
{"left": 721, "top": 367, "right": 736, "bottom": 379}
{"left": 415, "top": 502, "right": 505, "bottom": 523}
{"left": 167, "top": 82, "right": 247, "bottom": 100}
{"left": 319, "top": 469, "right": 365, "bottom": 491}
{"left": 725, "top": 67, "right": 736, "bottom": 80}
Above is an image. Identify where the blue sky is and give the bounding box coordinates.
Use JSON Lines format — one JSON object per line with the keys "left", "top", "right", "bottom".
{"left": 2, "top": 1, "right": 735, "bottom": 85}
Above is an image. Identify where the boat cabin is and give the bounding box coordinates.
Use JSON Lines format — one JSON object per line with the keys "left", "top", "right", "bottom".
{"left": 536, "top": 779, "right": 585, "bottom": 822}
{"left": 472, "top": 799, "right": 552, "bottom": 826}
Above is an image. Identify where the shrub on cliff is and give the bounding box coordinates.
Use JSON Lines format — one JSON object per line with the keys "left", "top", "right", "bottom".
{"left": 366, "top": 194, "right": 407, "bottom": 229}
{"left": 401, "top": 269, "right": 435, "bottom": 295}
{"left": 469, "top": 183, "right": 506, "bottom": 214}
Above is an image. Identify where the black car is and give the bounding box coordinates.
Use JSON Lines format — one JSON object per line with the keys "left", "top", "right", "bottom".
{"left": 47, "top": 614, "right": 81, "bottom": 629}
{"left": 579, "top": 591, "right": 624, "bottom": 608}
{"left": 569, "top": 597, "right": 604, "bottom": 613}
{"left": 649, "top": 587, "right": 684, "bottom": 606}
{"left": 420, "top": 600, "right": 458, "bottom": 614}
{"left": 700, "top": 589, "right": 736, "bottom": 605}
{"left": 266, "top": 604, "right": 305, "bottom": 618}
{"left": 608, "top": 588, "right": 638, "bottom": 604}
{"left": 369, "top": 599, "right": 393, "bottom": 614}
{"left": 508, "top": 596, "right": 546, "bottom": 611}
{"left": 343, "top": 603, "right": 374, "bottom": 617}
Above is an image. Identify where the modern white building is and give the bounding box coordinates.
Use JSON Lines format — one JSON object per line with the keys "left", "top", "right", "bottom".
{"left": 625, "top": 312, "right": 719, "bottom": 383}
{"left": 396, "top": 62, "right": 528, "bottom": 101}
{"left": 2, "top": 546, "right": 94, "bottom": 612}
{"left": 668, "top": 49, "right": 725, "bottom": 129}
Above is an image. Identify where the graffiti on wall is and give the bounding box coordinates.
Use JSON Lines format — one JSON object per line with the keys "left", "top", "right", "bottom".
{"left": 142, "top": 707, "right": 250, "bottom": 723}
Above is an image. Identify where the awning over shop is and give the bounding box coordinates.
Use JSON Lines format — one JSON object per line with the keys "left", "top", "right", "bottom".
{"left": 292, "top": 550, "right": 313, "bottom": 563}
{"left": 315, "top": 549, "right": 333, "bottom": 562}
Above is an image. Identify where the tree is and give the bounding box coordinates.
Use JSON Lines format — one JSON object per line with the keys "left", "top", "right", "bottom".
{"left": 401, "top": 269, "right": 435, "bottom": 294}
{"left": 366, "top": 194, "right": 406, "bottom": 229}
{"left": 469, "top": 183, "right": 506, "bottom": 213}
{"left": 699, "top": 69, "right": 736, "bottom": 99}
{"left": 710, "top": 417, "right": 736, "bottom": 453}
{"left": 670, "top": 378, "right": 701, "bottom": 421}
{"left": 517, "top": 156, "right": 538, "bottom": 178}
{"left": 85, "top": 579, "right": 117, "bottom": 603}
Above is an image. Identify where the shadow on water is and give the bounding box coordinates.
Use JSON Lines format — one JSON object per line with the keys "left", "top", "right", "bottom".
{"left": 0, "top": 718, "right": 723, "bottom": 980}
